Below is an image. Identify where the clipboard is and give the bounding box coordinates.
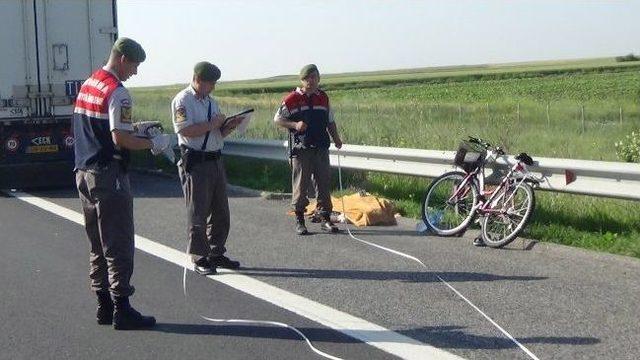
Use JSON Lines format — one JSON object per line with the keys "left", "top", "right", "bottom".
{"left": 222, "top": 108, "right": 254, "bottom": 128}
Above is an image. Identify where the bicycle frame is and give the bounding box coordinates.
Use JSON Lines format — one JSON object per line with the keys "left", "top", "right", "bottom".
{"left": 447, "top": 151, "right": 534, "bottom": 217}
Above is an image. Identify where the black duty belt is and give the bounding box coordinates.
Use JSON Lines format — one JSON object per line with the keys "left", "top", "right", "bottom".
{"left": 180, "top": 145, "right": 221, "bottom": 164}
{"left": 196, "top": 150, "right": 221, "bottom": 161}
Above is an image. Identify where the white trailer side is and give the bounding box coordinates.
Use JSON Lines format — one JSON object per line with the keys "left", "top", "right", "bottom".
{"left": 0, "top": 0, "right": 118, "bottom": 188}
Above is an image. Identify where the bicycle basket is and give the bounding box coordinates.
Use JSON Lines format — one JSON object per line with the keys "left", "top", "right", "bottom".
{"left": 454, "top": 140, "right": 487, "bottom": 173}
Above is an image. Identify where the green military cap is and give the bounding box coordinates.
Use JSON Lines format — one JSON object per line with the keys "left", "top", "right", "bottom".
{"left": 112, "top": 37, "right": 146, "bottom": 63}
{"left": 194, "top": 61, "right": 221, "bottom": 82}
{"left": 300, "top": 64, "right": 319, "bottom": 79}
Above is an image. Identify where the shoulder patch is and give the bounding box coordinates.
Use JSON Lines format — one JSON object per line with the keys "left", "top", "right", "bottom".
{"left": 175, "top": 106, "right": 187, "bottom": 123}
{"left": 121, "top": 106, "right": 132, "bottom": 124}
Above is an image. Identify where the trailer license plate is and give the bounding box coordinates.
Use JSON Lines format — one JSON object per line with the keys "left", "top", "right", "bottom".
{"left": 26, "top": 145, "right": 59, "bottom": 153}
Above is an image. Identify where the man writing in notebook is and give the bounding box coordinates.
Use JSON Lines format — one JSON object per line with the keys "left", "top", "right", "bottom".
{"left": 171, "top": 61, "right": 244, "bottom": 275}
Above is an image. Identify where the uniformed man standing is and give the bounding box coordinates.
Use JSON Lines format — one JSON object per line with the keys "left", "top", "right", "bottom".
{"left": 172, "top": 62, "right": 244, "bottom": 275}
{"left": 74, "top": 37, "right": 170, "bottom": 330}
{"left": 274, "top": 64, "right": 343, "bottom": 235}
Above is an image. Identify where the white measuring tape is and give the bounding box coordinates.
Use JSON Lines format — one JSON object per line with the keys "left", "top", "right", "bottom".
{"left": 335, "top": 148, "right": 540, "bottom": 360}
{"left": 181, "top": 247, "right": 342, "bottom": 360}
{"left": 181, "top": 148, "right": 539, "bottom": 360}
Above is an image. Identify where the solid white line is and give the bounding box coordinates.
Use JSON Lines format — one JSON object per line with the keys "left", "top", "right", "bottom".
{"left": 7, "top": 191, "right": 464, "bottom": 360}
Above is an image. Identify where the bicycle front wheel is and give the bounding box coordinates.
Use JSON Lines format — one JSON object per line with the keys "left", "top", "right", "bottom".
{"left": 481, "top": 182, "right": 535, "bottom": 248}
{"left": 422, "top": 171, "right": 478, "bottom": 236}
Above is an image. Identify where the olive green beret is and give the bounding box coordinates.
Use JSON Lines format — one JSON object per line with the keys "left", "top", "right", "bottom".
{"left": 300, "top": 64, "right": 319, "bottom": 79}
{"left": 112, "top": 37, "right": 146, "bottom": 63}
{"left": 194, "top": 61, "right": 221, "bottom": 82}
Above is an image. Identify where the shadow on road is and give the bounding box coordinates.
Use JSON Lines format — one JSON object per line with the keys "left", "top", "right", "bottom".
{"left": 339, "top": 228, "right": 426, "bottom": 237}
{"left": 237, "top": 267, "right": 547, "bottom": 283}
{"left": 399, "top": 326, "right": 600, "bottom": 350}
{"left": 2, "top": 171, "right": 259, "bottom": 200}
{"left": 154, "top": 322, "right": 360, "bottom": 343}
{"left": 152, "top": 322, "right": 599, "bottom": 350}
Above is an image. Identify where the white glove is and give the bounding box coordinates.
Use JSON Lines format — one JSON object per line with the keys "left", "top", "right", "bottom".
{"left": 133, "top": 121, "right": 163, "bottom": 138}
{"left": 150, "top": 134, "right": 172, "bottom": 155}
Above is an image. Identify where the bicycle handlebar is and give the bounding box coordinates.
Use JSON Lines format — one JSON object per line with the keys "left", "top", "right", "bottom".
{"left": 467, "top": 136, "right": 493, "bottom": 149}
{"left": 467, "top": 136, "right": 505, "bottom": 156}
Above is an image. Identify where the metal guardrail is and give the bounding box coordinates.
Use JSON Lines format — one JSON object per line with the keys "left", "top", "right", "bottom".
{"left": 222, "top": 138, "right": 640, "bottom": 201}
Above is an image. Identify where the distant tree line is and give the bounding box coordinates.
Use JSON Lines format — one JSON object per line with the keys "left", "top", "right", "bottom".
{"left": 615, "top": 53, "right": 640, "bottom": 62}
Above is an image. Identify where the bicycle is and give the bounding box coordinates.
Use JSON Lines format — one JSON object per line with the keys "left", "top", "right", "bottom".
{"left": 421, "top": 136, "right": 538, "bottom": 248}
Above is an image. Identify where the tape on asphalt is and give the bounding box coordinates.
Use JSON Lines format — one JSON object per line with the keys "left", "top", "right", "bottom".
{"left": 7, "top": 190, "right": 463, "bottom": 360}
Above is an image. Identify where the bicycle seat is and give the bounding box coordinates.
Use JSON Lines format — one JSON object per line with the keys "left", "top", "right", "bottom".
{"left": 515, "top": 152, "right": 534, "bottom": 166}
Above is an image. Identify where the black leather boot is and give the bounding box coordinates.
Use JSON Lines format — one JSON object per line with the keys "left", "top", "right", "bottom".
{"left": 210, "top": 255, "right": 240, "bottom": 270}
{"left": 295, "top": 212, "right": 308, "bottom": 235}
{"left": 96, "top": 291, "right": 114, "bottom": 325}
{"left": 113, "top": 296, "right": 156, "bottom": 330}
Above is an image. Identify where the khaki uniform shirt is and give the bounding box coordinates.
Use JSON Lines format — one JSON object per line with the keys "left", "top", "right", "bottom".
{"left": 171, "top": 86, "right": 223, "bottom": 152}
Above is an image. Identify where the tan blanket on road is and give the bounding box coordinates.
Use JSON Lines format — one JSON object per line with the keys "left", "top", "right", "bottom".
{"left": 288, "top": 193, "right": 397, "bottom": 227}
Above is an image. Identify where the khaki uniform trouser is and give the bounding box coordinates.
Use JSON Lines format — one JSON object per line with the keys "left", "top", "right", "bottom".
{"left": 76, "top": 162, "right": 135, "bottom": 297}
{"left": 178, "top": 158, "right": 230, "bottom": 262}
{"left": 291, "top": 147, "right": 332, "bottom": 216}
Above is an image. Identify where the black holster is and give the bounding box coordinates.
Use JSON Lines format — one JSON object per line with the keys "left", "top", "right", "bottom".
{"left": 179, "top": 145, "right": 221, "bottom": 173}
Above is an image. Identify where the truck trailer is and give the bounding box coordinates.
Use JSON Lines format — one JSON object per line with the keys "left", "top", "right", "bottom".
{"left": 0, "top": 0, "right": 118, "bottom": 188}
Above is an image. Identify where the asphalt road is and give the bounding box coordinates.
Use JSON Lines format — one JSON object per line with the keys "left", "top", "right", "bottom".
{"left": 1, "top": 171, "right": 639, "bottom": 360}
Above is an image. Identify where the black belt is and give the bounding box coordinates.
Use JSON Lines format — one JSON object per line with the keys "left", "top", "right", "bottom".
{"left": 192, "top": 150, "right": 221, "bottom": 161}
{"left": 179, "top": 145, "right": 221, "bottom": 169}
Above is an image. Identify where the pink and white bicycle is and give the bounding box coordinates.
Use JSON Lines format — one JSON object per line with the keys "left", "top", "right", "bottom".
{"left": 421, "top": 136, "right": 539, "bottom": 248}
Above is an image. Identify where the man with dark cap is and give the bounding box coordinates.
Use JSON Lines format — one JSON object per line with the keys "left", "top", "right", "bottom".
{"left": 172, "top": 61, "right": 245, "bottom": 275}
{"left": 74, "top": 37, "right": 170, "bottom": 329}
{"left": 274, "top": 64, "right": 343, "bottom": 235}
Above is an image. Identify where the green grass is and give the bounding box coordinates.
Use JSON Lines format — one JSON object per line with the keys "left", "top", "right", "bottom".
{"left": 129, "top": 57, "right": 640, "bottom": 259}
{"left": 528, "top": 193, "right": 640, "bottom": 257}
{"left": 136, "top": 57, "right": 640, "bottom": 95}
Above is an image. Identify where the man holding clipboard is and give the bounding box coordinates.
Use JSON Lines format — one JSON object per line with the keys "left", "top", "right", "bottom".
{"left": 171, "top": 61, "right": 247, "bottom": 275}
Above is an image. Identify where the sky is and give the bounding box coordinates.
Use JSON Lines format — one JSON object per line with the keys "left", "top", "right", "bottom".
{"left": 117, "top": 0, "right": 640, "bottom": 87}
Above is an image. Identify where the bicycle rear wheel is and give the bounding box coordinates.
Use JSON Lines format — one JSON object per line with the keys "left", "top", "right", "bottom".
{"left": 422, "top": 171, "right": 478, "bottom": 236}
{"left": 481, "top": 182, "right": 535, "bottom": 248}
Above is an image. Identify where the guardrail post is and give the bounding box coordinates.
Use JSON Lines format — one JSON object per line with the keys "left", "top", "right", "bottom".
{"left": 486, "top": 103, "right": 490, "bottom": 127}
{"left": 546, "top": 103, "right": 550, "bottom": 127}
{"left": 619, "top": 106, "right": 623, "bottom": 124}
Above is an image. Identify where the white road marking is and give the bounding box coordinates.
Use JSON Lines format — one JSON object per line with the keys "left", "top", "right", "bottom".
{"left": 7, "top": 191, "right": 464, "bottom": 360}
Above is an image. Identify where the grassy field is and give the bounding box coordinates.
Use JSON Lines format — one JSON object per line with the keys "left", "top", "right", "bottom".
{"left": 136, "top": 57, "right": 640, "bottom": 94}
{"left": 133, "top": 58, "right": 640, "bottom": 161}
{"left": 130, "top": 57, "right": 640, "bottom": 258}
